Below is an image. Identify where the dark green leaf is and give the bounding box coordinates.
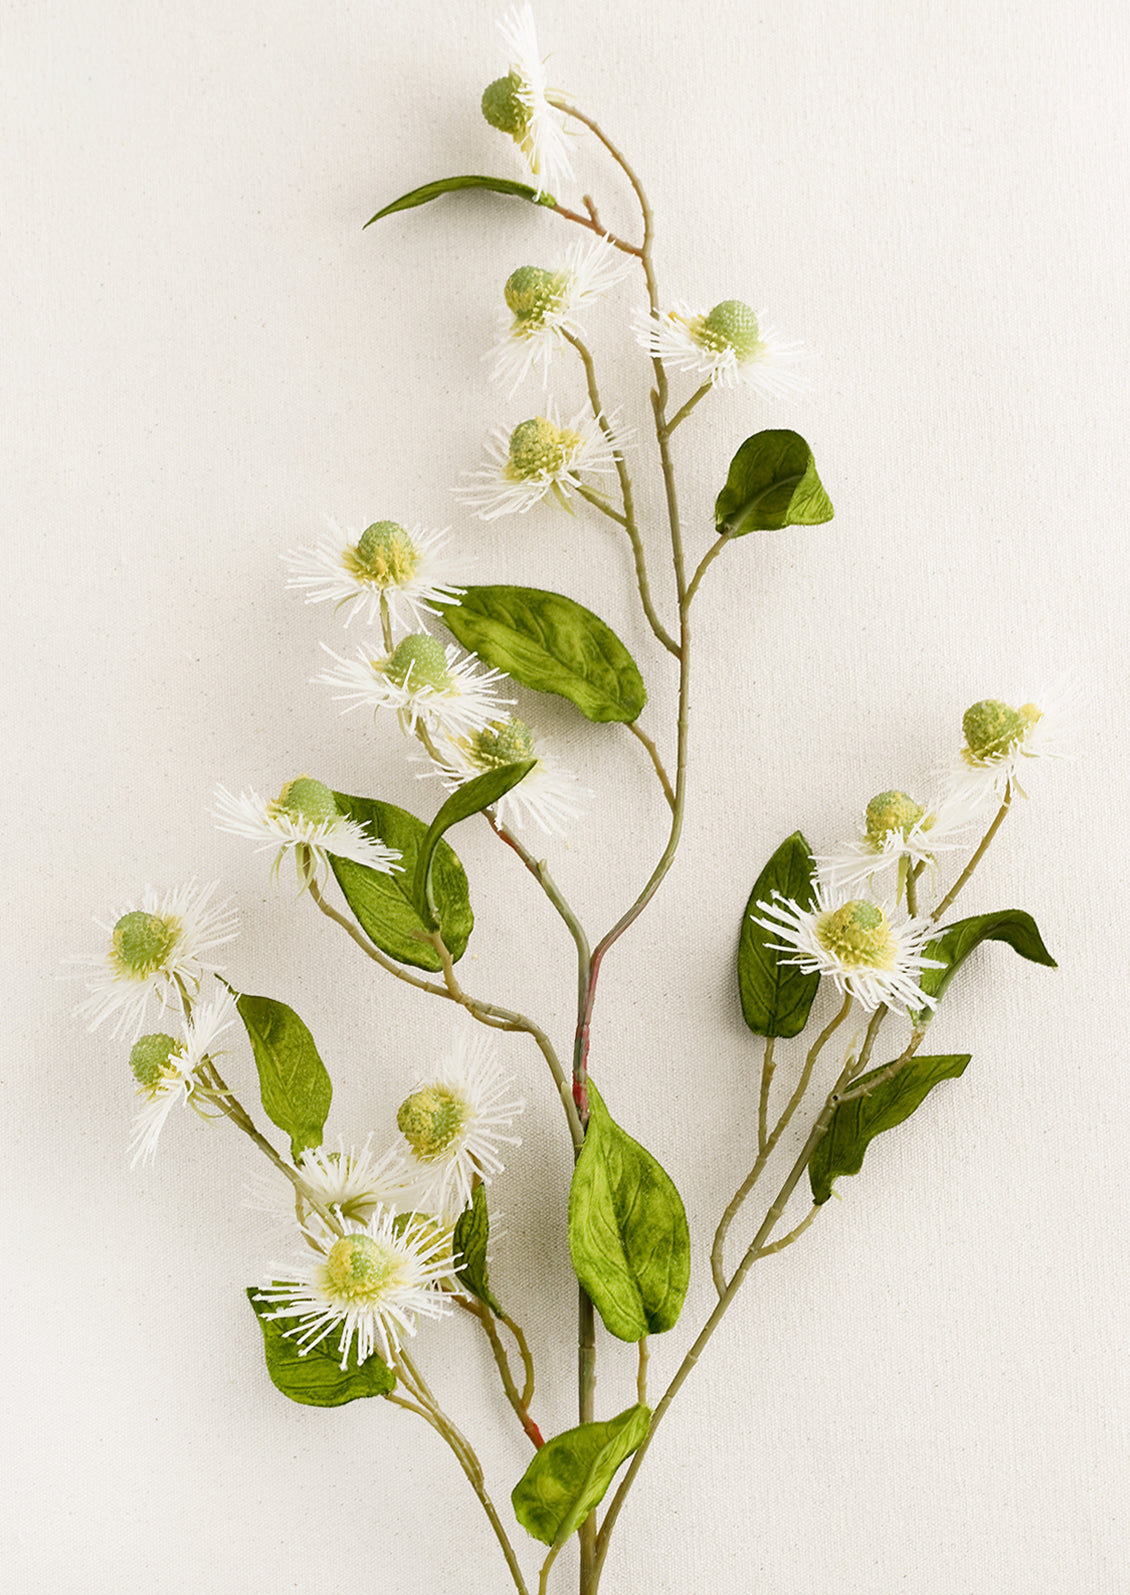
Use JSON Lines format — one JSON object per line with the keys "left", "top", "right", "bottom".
{"left": 231, "top": 990, "right": 332, "bottom": 1162}
{"left": 738, "top": 832, "right": 821, "bottom": 1038}
{"left": 453, "top": 1184, "right": 503, "bottom": 1317}
{"left": 364, "top": 174, "right": 556, "bottom": 228}
{"left": 511, "top": 1404, "right": 651, "bottom": 1546}
{"left": 330, "top": 793, "right": 473, "bottom": 970}
{"left": 809, "top": 1054, "right": 971, "bottom": 1205}
{"left": 246, "top": 1289, "right": 395, "bottom": 1406}
{"left": 411, "top": 762, "right": 535, "bottom": 926}
{"left": 568, "top": 1082, "right": 689, "bottom": 1342}
{"left": 914, "top": 911, "right": 1057, "bottom": 1021}
{"left": 714, "top": 429, "right": 833, "bottom": 536}
{"left": 437, "top": 586, "right": 647, "bottom": 724}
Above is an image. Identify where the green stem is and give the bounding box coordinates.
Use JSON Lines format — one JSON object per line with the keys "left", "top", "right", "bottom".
{"left": 575, "top": 483, "right": 627, "bottom": 526}
{"left": 666, "top": 382, "right": 713, "bottom": 433}
{"left": 539, "top": 1540, "right": 566, "bottom": 1595}
{"left": 459, "top": 1296, "right": 544, "bottom": 1449}
{"left": 544, "top": 199, "right": 641, "bottom": 258}
{"left": 931, "top": 786, "right": 1013, "bottom": 923}
{"left": 625, "top": 720, "right": 675, "bottom": 811}
{"left": 757, "top": 1035, "right": 776, "bottom": 1154}
{"left": 636, "top": 1337, "right": 649, "bottom": 1406}
{"left": 685, "top": 530, "right": 737, "bottom": 608}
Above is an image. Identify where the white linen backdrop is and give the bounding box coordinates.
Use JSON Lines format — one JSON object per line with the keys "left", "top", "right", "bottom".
{"left": 4, "top": 1, "right": 1128, "bottom": 1591}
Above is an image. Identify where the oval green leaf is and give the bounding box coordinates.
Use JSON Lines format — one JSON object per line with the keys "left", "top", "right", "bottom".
{"left": 808, "top": 1053, "right": 971, "bottom": 1205}
{"left": 230, "top": 989, "right": 332, "bottom": 1162}
{"left": 738, "top": 832, "right": 821, "bottom": 1038}
{"left": 714, "top": 429, "right": 833, "bottom": 536}
{"left": 364, "top": 174, "right": 556, "bottom": 228}
{"left": 568, "top": 1081, "right": 689, "bottom": 1343}
{"left": 453, "top": 1183, "right": 503, "bottom": 1317}
{"left": 246, "top": 1289, "right": 395, "bottom": 1406}
{"left": 511, "top": 1404, "right": 651, "bottom": 1546}
{"left": 437, "top": 586, "right": 647, "bottom": 724}
{"left": 411, "top": 761, "right": 536, "bottom": 926}
{"left": 330, "top": 793, "right": 473, "bottom": 970}
{"left": 913, "top": 910, "right": 1057, "bottom": 1023}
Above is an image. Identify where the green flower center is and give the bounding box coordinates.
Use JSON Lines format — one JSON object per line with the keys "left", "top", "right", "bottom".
{"left": 696, "top": 300, "right": 762, "bottom": 359}
{"left": 481, "top": 72, "right": 531, "bottom": 138}
{"left": 816, "top": 900, "right": 898, "bottom": 970}
{"left": 323, "top": 1233, "right": 398, "bottom": 1304}
{"left": 398, "top": 1085, "right": 467, "bottom": 1160}
{"left": 343, "top": 521, "right": 421, "bottom": 588}
{"left": 383, "top": 633, "right": 453, "bottom": 694}
{"left": 961, "top": 699, "right": 1041, "bottom": 763}
{"left": 506, "top": 417, "right": 581, "bottom": 480}
{"left": 505, "top": 266, "right": 570, "bottom": 326}
{"left": 865, "top": 790, "right": 926, "bottom": 847}
{"left": 129, "top": 1032, "right": 181, "bottom": 1091}
{"left": 466, "top": 718, "right": 537, "bottom": 770}
{"left": 270, "top": 777, "right": 340, "bottom": 826}
{"left": 111, "top": 911, "right": 180, "bottom": 979}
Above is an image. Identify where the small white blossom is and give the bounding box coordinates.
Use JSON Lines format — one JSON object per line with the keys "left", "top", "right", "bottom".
{"left": 481, "top": 4, "right": 572, "bottom": 199}
{"left": 819, "top": 789, "right": 975, "bottom": 895}
{"left": 456, "top": 403, "right": 626, "bottom": 521}
{"left": 431, "top": 717, "right": 588, "bottom": 837}
{"left": 316, "top": 632, "right": 512, "bottom": 741}
{"left": 212, "top": 778, "right": 401, "bottom": 887}
{"left": 127, "top": 988, "right": 237, "bottom": 1167}
{"left": 281, "top": 518, "right": 465, "bottom": 636}
{"left": 634, "top": 298, "right": 806, "bottom": 398}
{"left": 249, "top": 1136, "right": 414, "bottom": 1232}
{"left": 949, "top": 692, "right": 1066, "bottom": 806}
{"left": 489, "top": 236, "right": 634, "bottom": 394}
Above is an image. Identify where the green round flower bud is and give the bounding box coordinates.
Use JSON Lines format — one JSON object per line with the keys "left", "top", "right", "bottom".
{"left": 961, "top": 699, "right": 1035, "bottom": 762}
{"left": 398, "top": 1084, "right": 467, "bottom": 1160}
{"left": 481, "top": 72, "right": 531, "bottom": 138}
{"left": 698, "top": 300, "right": 762, "bottom": 359}
{"left": 469, "top": 718, "right": 536, "bottom": 770}
{"left": 507, "top": 417, "right": 579, "bottom": 479}
{"left": 272, "top": 777, "right": 340, "bottom": 826}
{"left": 111, "top": 911, "right": 179, "bottom": 979}
{"left": 324, "top": 1233, "right": 396, "bottom": 1304}
{"left": 504, "top": 266, "right": 570, "bottom": 325}
{"left": 865, "top": 790, "right": 925, "bottom": 846}
{"left": 384, "top": 633, "right": 453, "bottom": 694}
{"left": 344, "top": 521, "right": 420, "bottom": 588}
{"left": 816, "top": 900, "right": 898, "bottom": 970}
{"left": 129, "top": 1032, "right": 180, "bottom": 1090}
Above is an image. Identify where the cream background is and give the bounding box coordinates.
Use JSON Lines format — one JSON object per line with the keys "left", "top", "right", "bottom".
{"left": 4, "top": 2, "right": 1128, "bottom": 1591}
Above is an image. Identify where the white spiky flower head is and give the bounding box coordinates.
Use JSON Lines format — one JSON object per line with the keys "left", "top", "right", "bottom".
{"left": 634, "top": 299, "right": 806, "bottom": 398}
{"left": 481, "top": 4, "right": 572, "bottom": 199}
{"left": 212, "top": 777, "right": 401, "bottom": 889}
{"left": 433, "top": 717, "right": 588, "bottom": 837}
{"left": 316, "top": 633, "right": 512, "bottom": 741}
{"left": 73, "top": 879, "right": 238, "bottom": 1042}
{"left": 255, "top": 1136, "right": 415, "bottom": 1234}
{"left": 254, "top": 1207, "right": 454, "bottom": 1369}
{"left": 950, "top": 693, "right": 1065, "bottom": 805}
{"left": 281, "top": 519, "right": 465, "bottom": 636}
{"left": 456, "top": 402, "right": 625, "bottom": 521}
{"left": 752, "top": 881, "right": 943, "bottom": 1015}
{"left": 490, "top": 235, "right": 635, "bottom": 394}
{"left": 396, "top": 1030, "right": 525, "bottom": 1223}
{"left": 127, "top": 987, "right": 237, "bottom": 1167}
{"left": 819, "top": 788, "right": 975, "bottom": 897}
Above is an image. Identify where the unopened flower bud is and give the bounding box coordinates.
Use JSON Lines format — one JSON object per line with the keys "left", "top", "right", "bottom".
{"left": 344, "top": 521, "right": 421, "bottom": 587}
{"left": 469, "top": 718, "right": 536, "bottom": 769}
{"left": 865, "top": 790, "right": 925, "bottom": 846}
{"left": 271, "top": 777, "right": 340, "bottom": 826}
{"left": 698, "top": 300, "right": 761, "bottom": 359}
{"left": 129, "top": 1032, "right": 180, "bottom": 1090}
{"left": 507, "top": 416, "right": 579, "bottom": 479}
{"left": 398, "top": 1084, "right": 467, "bottom": 1160}
{"left": 962, "top": 699, "right": 1042, "bottom": 763}
{"left": 383, "top": 633, "right": 453, "bottom": 694}
{"left": 481, "top": 72, "right": 531, "bottom": 138}
{"left": 111, "top": 911, "right": 179, "bottom": 978}
{"left": 504, "top": 266, "right": 569, "bottom": 325}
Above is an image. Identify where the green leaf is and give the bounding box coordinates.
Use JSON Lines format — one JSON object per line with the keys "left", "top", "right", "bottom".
{"left": 511, "top": 1404, "right": 651, "bottom": 1546}
{"left": 453, "top": 1184, "right": 503, "bottom": 1317}
{"left": 364, "top": 174, "right": 556, "bottom": 228}
{"left": 411, "top": 762, "right": 536, "bottom": 926}
{"left": 568, "top": 1081, "right": 689, "bottom": 1342}
{"left": 714, "top": 429, "right": 834, "bottom": 536}
{"left": 329, "top": 793, "right": 473, "bottom": 970}
{"left": 915, "top": 910, "right": 1057, "bottom": 1020}
{"left": 738, "top": 832, "right": 821, "bottom": 1038}
{"left": 808, "top": 1054, "right": 971, "bottom": 1205}
{"left": 230, "top": 989, "right": 332, "bottom": 1162}
{"left": 437, "top": 586, "right": 647, "bottom": 724}
{"left": 246, "top": 1289, "right": 395, "bottom": 1406}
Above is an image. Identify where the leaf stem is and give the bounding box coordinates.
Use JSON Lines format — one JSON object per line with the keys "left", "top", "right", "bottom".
{"left": 757, "top": 1035, "right": 776, "bottom": 1154}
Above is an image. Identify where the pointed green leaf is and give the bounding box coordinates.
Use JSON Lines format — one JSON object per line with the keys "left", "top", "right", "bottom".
{"left": 364, "top": 174, "right": 556, "bottom": 228}
{"left": 714, "top": 429, "right": 833, "bottom": 536}
{"left": 246, "top": 1289, "right": 395, "bottom": 1406}
{"left": 411, "top": 761, "right": 535, "bottom": 926}
{"left": 437, "top": 586, "right": 647, "bottom": 724}
{"left": 453, "top": 1183, "right": 503, "bottom": 1317}
{"left": 330, "top": 793, "right": 473, "bottom": 969}
{"left": 568, "top": 1082, "right": 689, "bottom": 1342}
{"left": 511, "top": 1404, "right": 651, "bottom": 1546}
{"left": 738, "top": 832, "right": 821, "bottom": 1038}
{"left": 231, "top": 990, "right": 332, "bottom": 1162}
{"left": 809, "top": 1053, "right": 971, "bottom": 1205}
{"left": 914, "top": 910, "right": 1057, "bottom": 1021}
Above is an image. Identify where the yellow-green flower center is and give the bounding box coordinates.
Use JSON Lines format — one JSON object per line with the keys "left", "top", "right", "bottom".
{"left": 505, "top": 266, "right": 570, "bottom": 326}
{"left": 111, "top": 911, "right": 180, "bottom": 979}
{"left": 696, "top": 300, "right": 762, "bottom": 359}
{"left": 865, "top": 790, "right": 926, "bottom": 847}
{"left": 466, "top": 718, "right": 537, "bottom": 771}
{"left": 383, "top": 633, "right": 453, "bottom": 694}
{"left": 961, "top": 699, "right": 1042, "bottom": 764}
{"left": 323, "top": 1233, "right": 398, "bottom": 1304}
{"left": 398, "top": 1085, "right": 467, "bottom": 1160}
{"left": 343, "top": 521, "right": 421, "bottom": 588}
{"left": 129, "top": 1032, "right": 180, "bottom": 1091}
{"left": 506, "top": 417, "right": 580, "bottom": 480}
{"left": 816, "top": 900, "right": 898, "bottom": 970}
{"left": 270, "top": 777, "right": 339, "bottom": 826}
{"left": 481, "top": 72, "right": 531, "bottom": 139}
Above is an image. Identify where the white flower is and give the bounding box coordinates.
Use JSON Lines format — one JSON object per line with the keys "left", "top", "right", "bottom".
{"left": 127, "top": 988, "right": 237, "bottom": 1167}
{"left": 431, "top": 717, "right": 588, "bottom": 837}
{"left": 634, "top": 298, "right": 806, "bottom": 398}
{"left": 212, "top": 778, "right": 401, "bottom": 887}
{"left": 752, "top": 881, "right": 943, "bottom": 1015}
{"left": 456, "top": 403, "right": 626, "bottom": 521}
{"left": 489, "top": 236, "right": 635, "bottom": 394}
{"left": 255, "top": 1207, "right": 454, "bottom": 1368}
{"left": 316, "top": 632, "right": 512, "bottom": 741}
{"left": 819, "top": 789, "right": 975, "bottom": 894}
{"left": 73, "top": 879, "right": 238, "bottom": 1042}
{"left": 396, "top": 1030, "right": 524, "bottom": 1222}
{"left": 481, "top": 4, "right": 572, "bottom": 199}
{"left": 280, "top": 518, "right": 465, "bottom": 636}
{"left": 949, "top": 692, "right": 1066, "bottom": 806}
{"left": 250, "top": 1136, "right": 414, "bottom": 1231}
